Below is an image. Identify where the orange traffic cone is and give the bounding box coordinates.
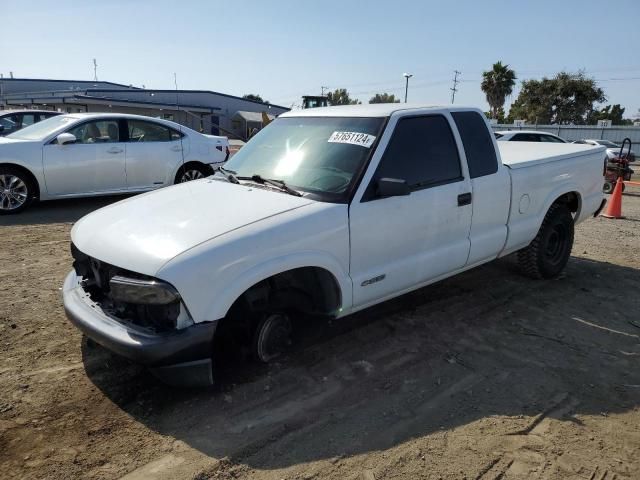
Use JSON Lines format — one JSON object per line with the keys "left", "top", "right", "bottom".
{"left": 601, "top": 178, "right": 624, "bottom": 219}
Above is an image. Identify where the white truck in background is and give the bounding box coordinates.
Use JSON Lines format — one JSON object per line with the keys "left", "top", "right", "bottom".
{"left": 63, "top": 104, "right": 607, "bottom": 386}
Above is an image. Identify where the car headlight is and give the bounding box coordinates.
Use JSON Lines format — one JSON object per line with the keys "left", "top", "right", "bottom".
{"left": 109, "top": 276, "right": 180, "bottom": 305}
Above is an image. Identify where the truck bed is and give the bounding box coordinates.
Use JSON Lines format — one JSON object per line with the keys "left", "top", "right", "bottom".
{"left": 499, "top": 142, "right": 605, "bottom": 169}
{"left": 498, "top": 141, "right": 606, "bottom": 257}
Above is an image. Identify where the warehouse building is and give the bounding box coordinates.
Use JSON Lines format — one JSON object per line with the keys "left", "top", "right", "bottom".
{"left": 0, "top": 78, "right": 288, "bottom": 139}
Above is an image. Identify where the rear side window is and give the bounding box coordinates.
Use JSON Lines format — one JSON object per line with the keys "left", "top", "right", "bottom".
{"left": 127, "top": 120, "right": 182, "bottom": 142}
{"left": 511, "top": 133, "right": 539, "bottom": 142}
{"left": 371, "top": 115, "right": 462, "bottom": 192}
{"left": 540, "top": 134, "right": 564, "bottom": 143}
{"left": 20, "top": 114, "right": 37, "bottom": 127}
{"left": 452, "top": 111, "right": 498, "bottom": 178}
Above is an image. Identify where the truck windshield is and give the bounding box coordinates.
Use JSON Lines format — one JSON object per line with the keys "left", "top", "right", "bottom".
{"left": 223, "top": 116, "right": 385, "bottom": 202}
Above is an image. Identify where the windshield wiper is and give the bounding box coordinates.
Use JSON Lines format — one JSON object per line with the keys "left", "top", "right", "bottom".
{"left": 218, "top": 166, "right": 240, "bottom": 184}
{"left": 244, "top": 174, "right": 302, "bottom": 197}
{"left": 218, "top": 169, "right": 302, "bottom": 197}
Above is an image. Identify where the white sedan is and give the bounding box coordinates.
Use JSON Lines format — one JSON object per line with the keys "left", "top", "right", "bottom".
{"left": 0, "top": 113, "right": 229, "bottom": 214}
{"left": 495, "top": 130, "right": 567, "bottom": 143}
{"left": 573, "top": 139, "right": 635, "bottom": 162}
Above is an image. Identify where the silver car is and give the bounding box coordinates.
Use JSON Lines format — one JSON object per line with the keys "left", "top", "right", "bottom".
{"left": 0, "top": 113, "right": 229, "bottom": 214}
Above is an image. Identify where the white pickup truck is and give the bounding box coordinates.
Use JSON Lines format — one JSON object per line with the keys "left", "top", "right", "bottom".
{"left": 63, "top": 104, "right": 607, "bottom": 386}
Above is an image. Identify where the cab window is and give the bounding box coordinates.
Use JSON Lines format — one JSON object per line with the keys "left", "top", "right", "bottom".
{"left": 366, "top": 115, "right": 462, "bottom": 198}
{"left": 452, "top": 111, "right": 498, "bottom": 178}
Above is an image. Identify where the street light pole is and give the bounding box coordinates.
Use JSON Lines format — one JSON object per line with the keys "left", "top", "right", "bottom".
{"left": 403, "top": 73, "right": 413, "bottom": 103}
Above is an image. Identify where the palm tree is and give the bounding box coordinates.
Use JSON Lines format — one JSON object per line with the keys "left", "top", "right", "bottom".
{"left": 481, "top": 62, "right": 517, "bottom": 119}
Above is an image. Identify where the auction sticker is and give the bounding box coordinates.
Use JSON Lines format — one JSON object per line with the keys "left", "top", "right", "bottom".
{"left": 328, "top": 131, "right": 376, "bottom": 148}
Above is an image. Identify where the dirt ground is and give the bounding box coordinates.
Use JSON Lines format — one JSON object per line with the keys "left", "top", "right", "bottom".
{"left": 1, "top": 185, "right": 640, "bottom": 480}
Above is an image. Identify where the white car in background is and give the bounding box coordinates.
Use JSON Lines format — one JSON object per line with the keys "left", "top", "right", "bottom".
{"left": 573, "top": 139, "right": 636, "bottom": 162}
{"left": 0, "top": 113, "right": 229, "bottom": 213}
{"left": 495, "top": 130, "right": 567, "bottom": 143}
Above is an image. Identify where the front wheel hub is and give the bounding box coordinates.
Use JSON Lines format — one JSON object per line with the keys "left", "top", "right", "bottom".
{"left": 254, "top": 313, "right": 292, "bottom": 363}
{"left": 0, "top": 174, "right": 28, "bottom": 211}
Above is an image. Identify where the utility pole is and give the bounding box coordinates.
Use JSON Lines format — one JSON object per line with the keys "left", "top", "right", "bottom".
{"left": 321, "top": 86, "right": 329, "bottom": 96}
{"left": 450, "top": 70, "right": 461, "bottom": 104}
{"left": 403, "top": 73, "right": 413, "bottom": 103}
{"left": 93, "top": 59, "right": 98, "bottom": 81}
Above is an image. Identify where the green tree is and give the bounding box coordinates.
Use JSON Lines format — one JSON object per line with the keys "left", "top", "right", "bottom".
{"left": 327, "top": 88, "right": 361, "bottom": 106}
{"left": 484, "top": 107, "right": 507, "bottom": 124}
{"left": 369, "top": 93, "right": 400, "bottom": 104}
{"left": 508, "top": 71, "right": 605, "bottom": 125}
{"left": 481, "top": 62, "right": 517, "bottom": 119}
{"left": 587, "top": 104, "right": 626, "bottom": 125}
{"left": 243, "top": 94, "right": 267, "bottom": 104}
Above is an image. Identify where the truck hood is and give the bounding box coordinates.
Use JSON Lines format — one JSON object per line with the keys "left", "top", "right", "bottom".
{"left": 71, "top": 178, "right": 315, "bottom": 275}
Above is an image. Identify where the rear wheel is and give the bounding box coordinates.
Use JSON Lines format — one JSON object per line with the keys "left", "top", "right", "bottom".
{"left": 175, "top": 163, "right": 212, "bottom": 184}
{"left": 518, "top": 204, "right": 574, "bottom": 279}
{"left": 603, "top": 181, "right": 614, "bottom": 194}
{"left": 0, "top": 167, "right": 34, "bottom": 214}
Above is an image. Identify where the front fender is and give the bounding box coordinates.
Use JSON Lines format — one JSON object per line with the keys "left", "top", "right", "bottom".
{"left": 204, "top": 251, "right": 353, "bottom": 322}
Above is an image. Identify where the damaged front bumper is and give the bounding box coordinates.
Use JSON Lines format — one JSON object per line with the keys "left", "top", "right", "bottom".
{"left": 63, "top": 271, "right": 217, "bottom": 387}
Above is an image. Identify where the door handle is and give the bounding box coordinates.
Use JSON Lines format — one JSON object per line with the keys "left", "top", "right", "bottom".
{"left": 107, "top": 147, "right": 123, "bottom": 154}
{"left": 457, "top": 192, "right": 472, "bottom": 206}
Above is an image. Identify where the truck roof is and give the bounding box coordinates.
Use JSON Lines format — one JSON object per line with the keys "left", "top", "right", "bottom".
{"left": 281, "top": 104, "right": 474, "bottom": 118}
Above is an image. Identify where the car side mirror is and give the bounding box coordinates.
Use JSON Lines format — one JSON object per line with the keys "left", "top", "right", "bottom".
{"left": 56, "top": 133, "right": 76, "bottom": 145}
{"left": 376, "top": 177, "right": 410, "bottom": 198}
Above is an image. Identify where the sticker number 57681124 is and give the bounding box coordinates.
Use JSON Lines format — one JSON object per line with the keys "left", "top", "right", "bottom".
{"left": 328, "top": 131, "right": 376, "bottom": 148}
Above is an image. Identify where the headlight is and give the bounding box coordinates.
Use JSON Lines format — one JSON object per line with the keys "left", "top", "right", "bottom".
{"left": 109, "top": 276, "right": 180, "bottom": 305}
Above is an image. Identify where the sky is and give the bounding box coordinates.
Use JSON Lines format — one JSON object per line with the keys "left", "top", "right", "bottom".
{"left": 2, "top": 0, "right": 640, "bottom": 116}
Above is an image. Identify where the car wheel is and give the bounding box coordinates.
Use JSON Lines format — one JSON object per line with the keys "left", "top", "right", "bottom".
{"left": 0, "top": 167, "right": 33, "bottom": 214}
{"left": 603, "top": 181, "right": 614, "bottom": 194}
{"left": 253, "top": 313, "right": 292, "bottom": 363}
{"left": 176, "top": 164, "right": 210, "bottom": 183}
{"left": 517, "top": 203, "right": 574, "bottom": 279}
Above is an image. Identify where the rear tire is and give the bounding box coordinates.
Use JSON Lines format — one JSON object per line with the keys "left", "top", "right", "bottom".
{"left": 517, "top": 204, "right": 574, "bottom": 279}
{"left": 175, "top": 163, "right": 212, "bottom": 184}
{"left": 0, "top": 166, "right": 34, "bottom": 214}
{"left": 603, "top": 181, "right": 614, "bottom": 194}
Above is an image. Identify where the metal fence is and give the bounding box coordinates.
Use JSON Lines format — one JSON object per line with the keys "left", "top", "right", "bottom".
{"left": 491, "top": 124, "right": 640, "bottom": 148}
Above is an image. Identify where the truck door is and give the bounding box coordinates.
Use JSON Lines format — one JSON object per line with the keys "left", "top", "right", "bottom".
{"left": 349, "top": 113, "right": 473, "bottom": 308}
{"left": 450, "top": 111, "right": 510, "bottom": 265}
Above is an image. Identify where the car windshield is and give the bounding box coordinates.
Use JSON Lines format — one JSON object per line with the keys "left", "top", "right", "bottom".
{"left": 7, "top": 115, "right": 76, "bottom": 140}
{"left": 596, "top": 140, "right": 620, "bottom": 148}
{"left": 223, "top": 116, "right": 385, "bottom": 201}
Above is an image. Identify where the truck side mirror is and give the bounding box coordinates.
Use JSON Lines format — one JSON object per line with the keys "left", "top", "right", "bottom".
{"left": 56, "top": 132, "right": 77, "bottom": 145}
{"left": 377, "top": 177, "right": 410, "bottom": 197}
